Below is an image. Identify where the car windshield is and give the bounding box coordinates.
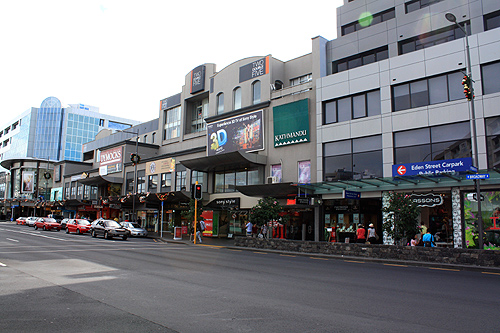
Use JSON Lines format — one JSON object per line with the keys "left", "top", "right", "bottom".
{"left": 104, "top": 221, "right": 122, "bottom": 228}
{"left": 44, "top": 218, "right": 57, "bottom": 222}
{"left": 77, "top": 220, "right": 90, "bottom": 225}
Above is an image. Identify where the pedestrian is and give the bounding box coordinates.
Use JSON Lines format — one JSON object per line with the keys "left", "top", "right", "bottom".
{"left": 422, "top": 230, "right": 435, "bottom": 247}
{"left": 189, "top": 223, "right": 195, "bottom": 242}
{"left": 252, "top": 223, "right": 258, "bottom": 237}
{"left": 245, "top": 221, "right": 253, "bottom": 237}
{"left": 196, "top": 221, "right": 203, "bottom": 243}
{"left": 367, "top": 223, "right": 378, "bottom": 244}
{"left": 410, "top": 234, "right": 419, "bottom": 246}
{"left": 261, "top": 224, "right": 268, "bottom": 239}
{"left": 356, "top": 224, "right": 366, "bottom": 243}
{"left": 419, "top": 223, "right": 427, "bottom": 238}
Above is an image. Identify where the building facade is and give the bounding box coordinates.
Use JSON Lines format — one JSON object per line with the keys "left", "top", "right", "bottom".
{"left": 312, "top": 0, "right": 500, "bottom": 249}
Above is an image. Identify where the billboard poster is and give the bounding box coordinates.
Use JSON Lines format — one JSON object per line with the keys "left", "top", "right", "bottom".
{"left": 207, "top": 110, "right": 263, "bottom": 156}
{"left": 200, "top": 210, "right": 214, "bottom": 237}
{"left": 21, "top": 171, "right": 34, "bottom": 193}
{"left": 146, "top": 158, "right": 176, "bottom": 176}
{"left": 271, "top": 164, "right": 282, "bottom": 182}
{"left": 99, "top": 147, "right": 123, "bottom": 175}
{"left": 273, "top": 99, "right": 309, "bottom": 147}
{"left": 298, "top": 160, "right": 311, "bottom": 184}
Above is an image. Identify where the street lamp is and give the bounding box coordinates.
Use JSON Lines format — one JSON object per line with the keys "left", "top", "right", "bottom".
{"left": 445, "top": 13, "right": 484, "bottom": 249}
{"left": 120, "top": 129, "right": 139, "bottom": 222}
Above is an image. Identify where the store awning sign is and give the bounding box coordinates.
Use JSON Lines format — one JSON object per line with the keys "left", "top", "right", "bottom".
{"left": 410, "top": 193, "right": 443, "bottom": 207}
{"left": 392, "top": 157, "right": 473, "bottom": 177}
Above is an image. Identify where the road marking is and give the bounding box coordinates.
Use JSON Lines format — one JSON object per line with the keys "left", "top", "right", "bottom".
{"left": 228, "top": 249, "right": 242, "bottom": 252}
{"left": 280, "top": 254, "right": 296, "bottom": 258}
{"left": 384, "top": 263, "right": 408, "bottom": 267}
{"left": 428, "top": 267, "right": 460, "bottom": 272}
{"left": 310, "top": 257, "right": 329, "bottom": 260}
{"left": 482, "top": 272, "right": 500, "bottom": 276}
{"left": 0, "top": 262, "right": 6, "bottom": 267}
{"left": 253, "top": 251, "right": 267, "bottom": 254}
{"left": 344, "top": 260, "right": 365, "bottom": 264}
{"left": 6, "top": 238, "right": 19, "bottom": 242}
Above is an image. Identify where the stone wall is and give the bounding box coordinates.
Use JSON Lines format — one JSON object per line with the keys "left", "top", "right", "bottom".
{"left": 234, "top": 237, "right": 500, "bottom": 268}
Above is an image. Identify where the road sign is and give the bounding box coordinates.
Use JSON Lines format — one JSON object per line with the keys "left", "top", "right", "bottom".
{"left": 466, "top": 174, "right": 489, "bottom": 180}
{"left": 392, "top": 157, "right": 473, "bottom": 177}
{"left": 343, "top": 190, "right": 361, "bottom": 200}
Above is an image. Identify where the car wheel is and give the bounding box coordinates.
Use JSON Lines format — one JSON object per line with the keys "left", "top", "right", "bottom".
{"left": 122, "top": 235, "right": 128, "bottom": 241}
{"left": 66, "top": 228, "right": 70, "bottom": 233}
{"left": 104, "top": 231, "right": 109, "bottom": 239}
{"left": 91, "top": 230, "right": 96, "bottom": 238}
{"left": 34, "top": 225, "right": 38, "bottom": 230}
{"left": 76, "top": 228, "right": 81, "bottom": 235}
{"left": 43, "top": 226, "right": 47, "bottom": 231}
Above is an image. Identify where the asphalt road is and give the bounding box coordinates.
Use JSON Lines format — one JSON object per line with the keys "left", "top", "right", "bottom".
{"left": 0, "top": 222, "right": 499, "bottom": 333}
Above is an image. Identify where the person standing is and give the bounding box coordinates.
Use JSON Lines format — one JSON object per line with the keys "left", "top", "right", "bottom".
{"left": 356, "top": 224, "right": 366, "bottom": 243}
{"left": 196, "top": 221, "right": 203, "bottom": 243}
{"left": 367, "top": 223, "right": 378, "bottom": 244}
{"left": 261, "top": 224, "right": 268, "bottom": 239}
{"left": 245, "top": 221, "right": 253, "bottom": 237}
{"left": 422, "top": 230, "right": 435, "bottom": 247}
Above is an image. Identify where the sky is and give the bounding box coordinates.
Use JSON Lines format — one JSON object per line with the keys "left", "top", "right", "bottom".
{"left": 1, "top": 0, "right": 343, "bottom": 123}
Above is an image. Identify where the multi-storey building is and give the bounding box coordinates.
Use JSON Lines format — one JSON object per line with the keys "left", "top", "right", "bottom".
{"left": 0, "top": 96, "right": 140, "bottom": 218}
{"left": 311, "top": 0, "right": 500, "bottom": 248}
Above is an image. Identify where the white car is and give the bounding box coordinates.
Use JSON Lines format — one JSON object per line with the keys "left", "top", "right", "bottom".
{"left": 120, "top": 222, "right": 148, "bottom": 237}
{"left": 26, "top": 217, "right": 39, "bottom": 227}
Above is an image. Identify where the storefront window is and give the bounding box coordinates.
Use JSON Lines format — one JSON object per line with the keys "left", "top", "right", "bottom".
{"left": 463, "top": 191, "right": 500, "bottom": 250}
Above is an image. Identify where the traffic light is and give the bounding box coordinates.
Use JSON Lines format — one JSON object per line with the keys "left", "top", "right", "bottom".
{"left": 462, "top": 75, "right": 474, "bottom": 101}
{"left": 194, "top": 184, "right": 202, "bottom": 200}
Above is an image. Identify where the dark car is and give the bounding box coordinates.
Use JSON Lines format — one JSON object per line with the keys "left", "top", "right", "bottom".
{"left": 91, "top": 219, "right": 129, "bottom": 240}
{"left": 49, "top": 214, "right": 65, "bottom": 223}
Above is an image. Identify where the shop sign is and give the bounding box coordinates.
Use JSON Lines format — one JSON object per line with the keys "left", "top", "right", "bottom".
{"left": 410, "top": 193, "right": 443, "bottom": 207}
{"left": 273, "top": 99, "right": 310, "bottom": 147}
{"left": 392, "top": 157, "right": 473, "bottom": 177}
{"left": 239, "top": 56, "right": 269, "bottom": 83}
{"left": 190, "top": 65, "right": 206, "bottom": 94}
{"left": 208, "top": 198, "right": 240, "bottom": 209}
{"left": 343, "top": 190, "right": 361, "bottom": 200}
{"left": 98, "top": 147, "right": 122, "bottom": 175}
{"left": 296, "top": 197, "right": 310, "bottom": 205}
{"left": 93, "top": 205, "right": 103, "bottom": 209}
{"left": 207, "top": 109, "right": 263, "bottom": 156}
{"left": 146, "top": 158, "right": 175, "bottom": 176}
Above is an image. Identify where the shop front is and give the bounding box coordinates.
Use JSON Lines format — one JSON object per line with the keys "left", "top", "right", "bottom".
{"left": 463, "top": 189, "right": 500, "bottom": 250}
{"left": 205, "top": 197, "right": 247, "bottom": 238}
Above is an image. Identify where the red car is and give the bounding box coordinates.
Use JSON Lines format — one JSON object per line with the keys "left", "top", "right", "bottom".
{"left": 16, "top": 217, "right": 27, "bottom": 225}
{"left": 34, "top": 217, "right": 61, "bottom": 231}
{"left": 66, "top": 219, "right": 91, "bottom": 234}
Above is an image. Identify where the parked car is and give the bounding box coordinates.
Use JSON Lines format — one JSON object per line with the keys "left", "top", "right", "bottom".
{"left": 91, "top": 219, "right": 129, "bottom": 240}
{"left": 16, "top": 217, "right": 28, "bottom": 225}
{"left": 26, "top": 217, "right": 39, "bottom": 227}
{"left": 49, "top": 214, "right": 65, "bottom": 223}
{"left": 34, "top": 217, "right": 61, "bottom": 231}
{"left": 120, "top": 222, "right": 148, "bottom": 237}
{"left": 60, "top": 218, "right": 71, "bottom": 230}
{"left": 66, "top": 219, "right": 91, "bottom": 234}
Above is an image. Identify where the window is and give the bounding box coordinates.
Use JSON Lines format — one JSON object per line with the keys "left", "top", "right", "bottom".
{"left": 233, "top": 87, "right": 242, "bottom": 110}
{"left": 332, "top": 47, "right": 388, "bottom": 74}
{"left": 485, "top": 10, "right": 500, "bottom": 31}
{"left": 399, "top": 22, "right": 470, "bottom": 55}
{"left": 214, "top": 169, "right": 261, "bottom": 193}
{"left": 64, "top": 182, "right": 70, "bottom": 199}
{"left": 152, "top": 132, "right": 156, "bottom": 144}
{"left": 323, "top": 135, "right": 382, "bottom": 181}
{"left": 161, "top": 173, "right": 171, "bottom": 192}
{"left": 405, "top": 0, "right": 444, "bottom": 14}
{"left": 163, "top": 106, "right": 181, "bottom": 140}
{"left": 252, "top": 80, "right": 261, "bottom": 104}
{"left": 341, "top": 8, "right": 395, "bottom": 36}
{"left": 143, "top": 135, "right": 147, "bottom": 143}
{"left": 481, "top": 61, "right": 500, "bottom": 95}
{"left": 486, "top": 117, "right": 500, "bottom": 169}
{"left": 187, "top": 98, "right": 208, "bottom": 134}
{"left": 175, "top": 166, "right": 186, "bottom": 191}
{"left": 148, "top": 174, "right": 158, "bottom": 193}
{"left": 137, "top": 170, "right": 146, "bottom": 193}
{"left": 191, "top": 171, "right": 206, "bottom": 188}
{"left": 392, "top": 70, "right": 464, "bottom": 112}
{"left": 126, "top": 172, "right": 134, "bottom": 193}
{"left": 217, "top": 93, "right": 224, "bottom": 114}
{"left": 290, "top": 74, "right": 312, "bottom": 86}
{"left": 323, "top": 90, "right": 381, "bottom": 124}
{"left": 394, "top": 122, "right": 471, "bottom": 164}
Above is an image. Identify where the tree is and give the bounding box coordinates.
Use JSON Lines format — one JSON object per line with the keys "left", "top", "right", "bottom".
{"left": 249, "top": 197, "right": 283, "bottom": 226}
{"left": 383, "top": 192, "right": 420, "bottom": 245}
{"left": 181, "top": 199, "right": 203, "bottom": 225}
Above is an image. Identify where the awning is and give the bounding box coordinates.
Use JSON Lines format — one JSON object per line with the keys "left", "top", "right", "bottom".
{"left": 180, "top": 151, "right": 267, "bottom": 172}
{"left": 78, "top": 175, "right": 123, "bottom": 186}
{"left": 236, "top": 182, "right": 298, "bottom": 198}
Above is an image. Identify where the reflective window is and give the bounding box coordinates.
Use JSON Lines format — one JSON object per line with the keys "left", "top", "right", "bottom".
{"left": 486, "top": 117, "right": 500, "bottom": 168}
{"left": 323, "top": 90, "right": 380, "bottom": 124}
{"left": 484, "top": 10, "right": 500, "bottom": 31}
{"left": 163, "top": 106, "right": 181, "bottom": 140}
{"left": 332, "top": 47, "right": 389, "bottom": 74}
{"left": 482, "top": 61, "right": 500, "bottom": 95}
{"left": 341, "top": 8, "right": 395, "bottom": 36}
{"left": 161, "top": 172, "right": 171, "bottom": 192}
{"left": 252, "top": 81, "right": 261, "bottom": 104}
{"left": 233, "top": 87, "right": 242, "bottom": 110}
{"left": 217, "top": 93, "right": 224, "bottom": 114}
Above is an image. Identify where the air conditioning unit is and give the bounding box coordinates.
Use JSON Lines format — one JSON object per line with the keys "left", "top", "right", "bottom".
{"left": 267, "top": 176, "right": 278, "bottom": 184}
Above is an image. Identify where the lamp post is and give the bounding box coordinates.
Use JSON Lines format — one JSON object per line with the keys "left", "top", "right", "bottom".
{"left": 445, "top": 13, "right": 483, "bottom": 249}
{"left": 120, "top": 129, "right": 139, "bottom": 222}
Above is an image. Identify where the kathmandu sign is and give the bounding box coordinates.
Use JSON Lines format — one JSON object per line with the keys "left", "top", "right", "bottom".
{"left": 392, "top": 158, "right": 473, "bottom": 177}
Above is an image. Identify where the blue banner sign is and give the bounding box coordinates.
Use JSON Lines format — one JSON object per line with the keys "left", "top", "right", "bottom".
{"left": 343, "top": 190, "right": 361, "bottom": 199}
{"left": 466, "top": 174, "right": 489, "bottom": 180}
{"left": 392, "top": 158, "right": 473, "bottom": 177}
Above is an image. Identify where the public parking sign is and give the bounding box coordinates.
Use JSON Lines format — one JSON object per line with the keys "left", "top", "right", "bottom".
{"left": 392, "top": 158, "right": 473, "bottom": 177}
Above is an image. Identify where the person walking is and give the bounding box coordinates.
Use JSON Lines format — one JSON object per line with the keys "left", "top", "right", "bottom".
{"left": 422, "top": 230, "right": 435, "bottom": 247}
{"left": 356, "top": 224, "right": 366, "bottom": 243}
{"left": 245, "top": 221, "right": 253, "bottom": 237}
{"left": 367, "top": 223, "right": 378, "bottom": 244}
{"left": 196, "top": 221, "right": 203, "bottom": 243}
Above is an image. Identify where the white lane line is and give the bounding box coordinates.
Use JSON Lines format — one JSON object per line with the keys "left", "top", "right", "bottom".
{"left": 6, "top": 238, "right": 19, "bottom": 242}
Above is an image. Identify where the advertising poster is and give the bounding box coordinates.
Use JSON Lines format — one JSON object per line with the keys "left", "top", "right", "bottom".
{"left": 201, "top": 210, "right": 214, "bottom": 237}
{"left": 298, "top": 160, "right": 311, "bottom": 184}
{"left": 271, "top": 164, "right": 282, "bottom": 182}
{"left": 207, "top": 110, "right": 263, "bottom": 156}
{"left": 21, "top": 171, "right": 34, "bottom": 193}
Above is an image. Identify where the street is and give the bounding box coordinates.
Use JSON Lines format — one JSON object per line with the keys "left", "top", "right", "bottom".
{"left": 0, "top": 222, "right": 499, "bottom": 333}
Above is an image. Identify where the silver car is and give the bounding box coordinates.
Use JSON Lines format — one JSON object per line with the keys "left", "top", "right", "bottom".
{"left": 120, "top": 222, "right": 148, "bottom": 237}
{"left": 26, "top": 217, "right": 39, "bottom": 227}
